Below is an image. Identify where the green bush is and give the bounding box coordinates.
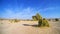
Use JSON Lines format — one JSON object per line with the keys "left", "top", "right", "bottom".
{"left": 55, "top": 18, "right": 59, "bottom": 21}
{"left": 32, "top": 16, "right": 38, "bottom": 21}
{"left": 32, "top": 13, "right": 49, "bottom": 27}
{"left": 38, "top": 18, "right": 49, "bottom": 27}
{"left": 32, "top": 13, "right": 42, "bottom": 21}
{"left": 42, "top": 18, "right": 49, "bottom": 27}
{"left": 36, "top": 13, "right": 42, "bottom": 20}
{"left": 38, "top": 19, "right": 42, "bottom": 26}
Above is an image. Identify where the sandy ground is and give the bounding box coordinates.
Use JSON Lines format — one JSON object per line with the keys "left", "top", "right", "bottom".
{"left": 0, "top": 20, "right": 60, "bottom": 34}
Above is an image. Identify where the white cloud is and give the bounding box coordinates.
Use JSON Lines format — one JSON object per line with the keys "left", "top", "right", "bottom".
{"left": 3, "top": 7, "right": 37, "bottom": 19}
{"left": 2, "top": 7, "right": 60, "bottom": 19}
{"left": 39, "top": 7, "right": 55, "bottom": 11}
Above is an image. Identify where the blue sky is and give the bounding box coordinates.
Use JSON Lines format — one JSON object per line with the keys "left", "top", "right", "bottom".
{"left": 0, "top": 0, "right": 60, "bottom": 19}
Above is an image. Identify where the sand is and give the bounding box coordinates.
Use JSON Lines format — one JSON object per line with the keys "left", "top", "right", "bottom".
{"left": 0, "top": 20, "right": 60, "bottom": 34}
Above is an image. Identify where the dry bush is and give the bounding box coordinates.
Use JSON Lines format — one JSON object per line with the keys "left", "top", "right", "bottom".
{"left": 14, "top": 19, "right": 20, "bottom": 23}
{"left": 9, "top": 20, "right": 14, "bottom": 23}
{"left": 9, "top": 19, "right": 20, "bottom": 23}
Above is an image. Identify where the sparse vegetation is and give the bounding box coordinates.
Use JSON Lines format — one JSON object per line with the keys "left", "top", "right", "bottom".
{"left": 10, "top": 19, "right": 20, "bottom": 23}
{"left": 48, "top": 19, "right": 51, "bottom": 21}
{"left": 14, "top": 19, "right": 20, "bottom": 23}
{"left": 55, "top": 18, "right": 59, "bottom": 21}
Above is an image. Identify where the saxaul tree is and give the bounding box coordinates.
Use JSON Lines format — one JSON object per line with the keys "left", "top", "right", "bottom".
{"left": 32, "top": 13, "right": 49, "bottom": 27}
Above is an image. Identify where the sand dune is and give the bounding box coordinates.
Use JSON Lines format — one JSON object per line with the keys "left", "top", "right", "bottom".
{"left": 0, "top": 20, "right": 60, "bottom": 34}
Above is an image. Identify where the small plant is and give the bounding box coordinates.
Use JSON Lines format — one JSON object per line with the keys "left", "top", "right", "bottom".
{"left": 10, "top": 19, "right": 20, "bottom": 23}
{"left": 14, "top": 19, "right": 20, "bottom": 23}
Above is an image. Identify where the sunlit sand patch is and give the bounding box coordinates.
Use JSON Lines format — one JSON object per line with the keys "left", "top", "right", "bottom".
{"left": 0, "top": 19, "right": 60, "bottom": 34}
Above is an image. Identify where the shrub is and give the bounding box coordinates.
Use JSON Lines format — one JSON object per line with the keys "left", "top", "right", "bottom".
{"left": 32, "top": 13, "right": 49, "bottom": 27}
{"left": 38, "top": 18, "right": 49, "bottom": 27}
{"left": 14, "top": 19, "right": 20, "bottom": 23}
{"left": 55, "top": 18, "right": 59, "bottom": 21}
{"left": 42, "top": 18, "right": 49, "bottom": 27}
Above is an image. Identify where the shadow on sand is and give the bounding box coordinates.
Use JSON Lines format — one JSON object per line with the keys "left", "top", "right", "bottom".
{"left": 23, "top": 24, "right": 40, "bottom": 27}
